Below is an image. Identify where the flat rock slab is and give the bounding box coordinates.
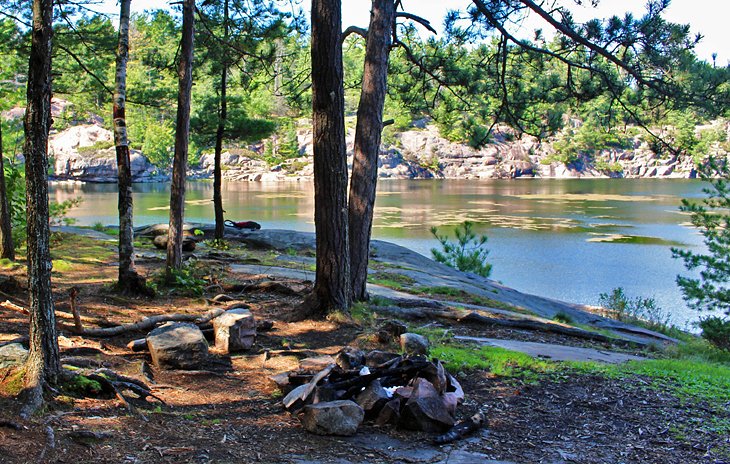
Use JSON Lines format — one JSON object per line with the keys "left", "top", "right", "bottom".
{"left": 456, "top": 336, "right": 645, "bottom": 364}
{"left": 300, "top": 400, "right": 364, "bottom": 436}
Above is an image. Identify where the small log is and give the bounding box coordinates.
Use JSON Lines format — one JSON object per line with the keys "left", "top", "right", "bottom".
{"left": 433, "top": 411, "right": 486, "bottom": 445}
{"left": 0, "top": 336, "right": 28, "bottom": 349}
{"left": 127, "top": 339, "right": 148, "bottom": 352}
{"left": 0, "top": 300, "right": 28, "bottom": 315}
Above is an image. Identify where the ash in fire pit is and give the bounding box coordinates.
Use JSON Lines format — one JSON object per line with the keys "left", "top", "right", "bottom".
{"left": 276, "top": 347, "right": 478, "bottom": 440}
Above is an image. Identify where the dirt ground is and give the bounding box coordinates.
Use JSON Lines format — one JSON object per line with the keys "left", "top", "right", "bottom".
{"left": 1, "top": 234, "right": 728, "bottom": 464}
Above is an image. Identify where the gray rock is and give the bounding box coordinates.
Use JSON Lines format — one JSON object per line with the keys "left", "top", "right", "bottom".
{"left": 0, "top": 343, "right": 28, "bottom": 369}
{"left": 376, "top": 320, "right": 407, "bottom": 343}
{"left": 400, "top": 333, "right": 430, "bottom": 356}
{"left": 213, "top": 308, "right": 256, "bottom": 353}
{"left": 152, "top": 234, "right": 196, "bottom": 252}
{"left": 300, "top": 400, "right": 364, "bottom": 436}
{"left": 335, "top": 347, "right": 365, "bottom": 370}
{"left": 146, "top": 322, "right": 208, "bottom": 370}
{"left": 354, "top": 380, "right": 390, "bottom": 418}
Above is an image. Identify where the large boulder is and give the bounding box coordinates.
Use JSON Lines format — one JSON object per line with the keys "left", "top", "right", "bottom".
{"left": 146, "top": 322, "right": 208, "bottom": 370}
{"left": 213, "top": 308, "right": 256, "bottom": 353}
{"left": 300, "top": 400, "right": 365, "bottom": 436}
{"left": 0, "top": 343, "right": 28, "bottom": 369}
{"left": 152, "top": 234, "right": 196, "bottom": 252}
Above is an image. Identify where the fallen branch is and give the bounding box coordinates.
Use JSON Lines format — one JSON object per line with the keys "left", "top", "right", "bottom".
{"left": 0, "top": 300, "right": 27, "bottom": 315}
{"left": 376, "top": 305, "right": 625, "bottom": 345}
{"left": 433, "top": 411, "right": 486, "bottom": 445}
{"left": 2, "top": 299, "right": 112, "bottom": 327}
{"left": 76, "top": 308, "right": 225, "bottom": 338}
{"left": 0, "top": 336, "right": 28, "bottom": 348}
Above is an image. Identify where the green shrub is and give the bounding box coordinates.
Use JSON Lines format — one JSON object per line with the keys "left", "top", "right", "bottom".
{"left": 698, "top": 317, "right": 730, "bottom": 351}
{"left": 598, "top": 287, "right": 675, "bottom": 334}
{"left": 430, "top": 221, "right": 492, "bottom": 278}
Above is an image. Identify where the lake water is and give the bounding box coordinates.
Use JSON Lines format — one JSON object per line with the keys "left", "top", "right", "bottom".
{"left": 50, "top": 178, "right": 707, "bottom": 327}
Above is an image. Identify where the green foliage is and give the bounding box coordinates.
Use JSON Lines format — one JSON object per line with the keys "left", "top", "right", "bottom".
{"left": 672, "top": 160, "right": 730, "bottom": 335}
{"left": 140, "top": 120, "right": 174, "bottom": 168}
{"left": 430, "top": 221, "right": 492, "bottom": 278}
{"left": 63, "top": 375, "right": 103, "bottom": 396}
{"left": 697, "top": 317, "right": 730, "bottom": 351}
{"left": 597, "top": 287, "right": 675, "bottom": 335}
{"left": 204, "top": 239, "right": 229, "bottom": 250}
{"left": 553, "top": 311, "right": 574, "bottom": 324}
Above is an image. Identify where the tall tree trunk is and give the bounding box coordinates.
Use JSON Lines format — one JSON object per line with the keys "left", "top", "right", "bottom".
{"left": 302, "top": 0, "right": 351, "bottom": 316}
{"left": 114, "top": 0, "right": 147, "bottom": 294}
{"left": 21, "top": 0, "right": 58, "bottom": 418}
{"left": 348, "top": 0, "right": 395, "bottom": 301}
{"left": 166, "top": 0, "right": 195, "bottom": 280}
{"left": 0, "top": 120, "right": 14, "bottom": 261}
{"left": 213, "top": 0, "right": 229, "bottom": 240}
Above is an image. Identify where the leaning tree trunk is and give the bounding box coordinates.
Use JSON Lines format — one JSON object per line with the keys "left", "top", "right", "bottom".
{"left": 0, "top": 120, "right": 14, "bottom": 261}
{"left": 301, "top": 0, "right": 351, "bottom": 317}
{"left": 21, "top": 0, "right": 59, "bottom": 418}
{"left": 166, "top": 0, "right": 195, "bottom": 280}
{"left": 213, "top": 0, "right": 229, "bottom": 240}
{"left": 114, "top": 0, "right": 147, "bottom": 293}
{"left": 348, "top": 0, "right": 395, "bottom": 301}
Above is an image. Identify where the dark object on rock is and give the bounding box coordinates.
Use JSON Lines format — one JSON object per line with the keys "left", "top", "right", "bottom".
{"left": 152, "top": 234, "right": 196, "bottom": 252}
{"left": 364, "top": 350, "right": 401, "bottom": 368}
{"left": 212, "top": 308, "right": 256, "bottom": 353}
{"left": 224, "top": 220, "right": 261, "bottom": 230}
{"left": 400, "top": 333, "right": 430, "bottom": 356}
{"left": 400, "top": 378, "right": 456, "bottom": 432}
{"left": 377, "top": 320, "right": 407, "bottom": 343}
{"left": 146, "top": 322, "right": 209, "bottom": 370}
{"left": 300, "top": 400, "right": 364, "bottom": 436}
{"left": 433, "top": 411, "right": 486, "bottom": 445}
{"left": 335, "top": 347, "right": 365, "bottom": 370}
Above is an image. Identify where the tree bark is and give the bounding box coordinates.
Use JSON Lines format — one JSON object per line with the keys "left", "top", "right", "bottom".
{"left": 348, "top": 0, "right": 395, "bottom": 301}
{"left": 114, "top": 0, "right": 147, "bottom": 294}
{"left": 213, "top": 0, "right": 229, "bottom": 240}
{"left": 166, "top": 0, "right": 195, "bottom": 280}
{"left": 21, "top": 0, "right": 59, "bottom": 417}
{"left": 0, "top": 120, "right": 14, "bottom": 261}
{"left": 306, "top": 0, "right": 351, "bottom": 315}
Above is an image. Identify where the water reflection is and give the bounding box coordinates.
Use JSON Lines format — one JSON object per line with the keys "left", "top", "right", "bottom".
{"left": 52, "top": 178, "right": 706, "bottom": 325}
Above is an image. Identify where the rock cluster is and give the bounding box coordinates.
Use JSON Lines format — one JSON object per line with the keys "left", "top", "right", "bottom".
{"left": 277, "top": 343, "right": 465, "bottom": 437}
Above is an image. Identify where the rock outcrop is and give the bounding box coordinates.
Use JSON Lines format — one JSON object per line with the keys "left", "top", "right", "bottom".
{"left": 35, "top": 119, "right": 730, "bottom": 183}
{"left": 48, "top": 125, "right": 163, "bottom": 183}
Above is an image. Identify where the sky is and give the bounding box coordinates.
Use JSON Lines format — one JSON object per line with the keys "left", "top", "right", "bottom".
{"left": 96, "top": 0, "right": 728, "bottom": 64}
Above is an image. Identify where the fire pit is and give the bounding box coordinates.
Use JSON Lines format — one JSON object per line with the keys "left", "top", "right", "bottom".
{"left": 276, "top": 347, "right": 483, "bottom": 441}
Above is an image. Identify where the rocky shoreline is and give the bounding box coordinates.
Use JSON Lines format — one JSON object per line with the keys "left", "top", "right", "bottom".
{"left": 42, "top": 121, "right": 728, "bottom": 183}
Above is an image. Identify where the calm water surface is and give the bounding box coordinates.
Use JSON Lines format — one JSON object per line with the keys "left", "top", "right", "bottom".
{"left": 51, "top": 179, "right": 706, "bottom": 327}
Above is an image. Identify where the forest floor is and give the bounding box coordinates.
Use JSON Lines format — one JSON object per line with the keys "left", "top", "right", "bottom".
{"left": 1, "top": 229, "right": 729, "bottom": 464}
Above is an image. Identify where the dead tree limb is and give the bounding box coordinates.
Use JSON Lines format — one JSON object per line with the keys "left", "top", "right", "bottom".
{"left": 76, "top": 308, "right": 225, "bottom": 338}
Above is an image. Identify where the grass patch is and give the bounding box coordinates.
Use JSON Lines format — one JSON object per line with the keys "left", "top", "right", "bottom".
{"left": 0, "top": 258, "right": 19, "bottom": 270}
{"left": 412, "top": 285, "right": 529, "bottom": 314}
{"left": 568, "top": 356, "right": 730, "bottom": 405}
{"left": 432, "top": 343, "right": 556, "bottom": 383}
{"left": 368, "top": 271, "right": 416, "bottom": 290}
{"left": 52, "top": 259, "right": 75, "bottom": 272}
{"left": 0, "top": 368, "right": 26, "bottom": 396}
